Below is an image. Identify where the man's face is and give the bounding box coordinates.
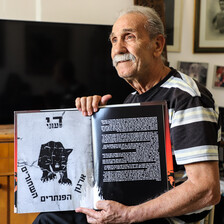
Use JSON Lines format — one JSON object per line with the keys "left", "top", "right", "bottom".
{"left": 110, "top": 13, "right": 154, "bottom": 80}
{"left": 220, "top": 0, "right": 224, "bottom": 11}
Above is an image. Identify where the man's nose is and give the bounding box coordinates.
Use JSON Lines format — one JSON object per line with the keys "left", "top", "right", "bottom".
{"left": 113, "top": 39, "right": 128, "bottom": 55}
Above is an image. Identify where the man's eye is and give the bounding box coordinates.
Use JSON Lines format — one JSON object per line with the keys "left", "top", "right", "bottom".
{"left": 125, "top": 34, "right": 134, "bottom": 40}
{"left": 111, "top": 38, "right": 117, "bottom": 44}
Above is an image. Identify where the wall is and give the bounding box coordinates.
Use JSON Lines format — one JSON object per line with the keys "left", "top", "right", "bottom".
{"left": 0, "top": 0, "right": 132, "bottom": 25}
{"left": 0, "top": 0, "right": 223, "bottom": 106}
{"left": 167, "top": 0, "right": 224, "bottom": 107}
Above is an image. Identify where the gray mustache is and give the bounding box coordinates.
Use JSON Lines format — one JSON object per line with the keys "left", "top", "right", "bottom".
{"left": 113, "top": 53, "right": 136, "bottom": 67}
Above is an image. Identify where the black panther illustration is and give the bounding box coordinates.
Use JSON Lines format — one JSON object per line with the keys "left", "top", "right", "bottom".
{"left": 38, "top": 141, "right": 73, "bottom": 185}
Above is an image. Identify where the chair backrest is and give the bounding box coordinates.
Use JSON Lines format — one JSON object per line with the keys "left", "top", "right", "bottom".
{"left": 191, "top": 206, "right": 215, "bottom": 224}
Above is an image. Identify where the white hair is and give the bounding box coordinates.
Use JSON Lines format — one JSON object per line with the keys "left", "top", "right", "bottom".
{"left": 117, "top": 5, "right": 165, "bottom": 39}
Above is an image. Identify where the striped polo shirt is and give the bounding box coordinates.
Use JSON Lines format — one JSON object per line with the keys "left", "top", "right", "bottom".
{"left": 123, "top": 68, "right": 220, "bottom": 223}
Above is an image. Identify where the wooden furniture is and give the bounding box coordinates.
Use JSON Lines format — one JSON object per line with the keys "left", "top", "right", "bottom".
{"left": 0, "top": 125, "right": 38, "bottom": 224}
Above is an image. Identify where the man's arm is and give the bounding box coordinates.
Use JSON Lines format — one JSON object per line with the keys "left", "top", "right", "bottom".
{"left": 76, "top": 161, "right": 220, "bottom": 224}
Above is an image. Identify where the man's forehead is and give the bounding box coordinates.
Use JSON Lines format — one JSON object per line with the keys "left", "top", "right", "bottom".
{"left": 111, "top": 14, "right": 146, "bottom": 35}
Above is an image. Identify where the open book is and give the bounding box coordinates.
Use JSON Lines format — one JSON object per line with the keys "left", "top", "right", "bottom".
{"left": 14, "top": 101, "right": 174, "bottom": 213}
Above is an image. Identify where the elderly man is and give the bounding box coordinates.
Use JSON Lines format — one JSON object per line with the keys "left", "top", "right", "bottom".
{"left": 34, "top": 5, "right": 220, "bottom": 224}
{"left": 75, "top": 5, "right": 221, "bottom": 224}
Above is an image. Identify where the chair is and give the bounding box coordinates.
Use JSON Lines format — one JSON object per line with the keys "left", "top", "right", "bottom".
{"left": 191, "top": 206, "right": 215, "bottom": 224}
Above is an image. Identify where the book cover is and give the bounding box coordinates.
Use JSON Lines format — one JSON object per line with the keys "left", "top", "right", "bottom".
{"left": 14, "top": 109, "right": 96, "bottom": 213}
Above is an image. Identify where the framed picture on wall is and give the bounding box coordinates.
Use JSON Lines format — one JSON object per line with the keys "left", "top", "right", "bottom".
{"left": 177, "top": 61, "right": 208, "bottom": 86}
{"left": 164, "top": 0, "right": 183, "bottom": 52}
{"left": 213, "top": 65, "right": 224, "bottom": 88}
{"left": 194, "top": 0, "right": 224, "bottom": 53}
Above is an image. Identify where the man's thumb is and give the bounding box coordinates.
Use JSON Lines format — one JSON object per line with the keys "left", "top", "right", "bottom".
{"left": 100, "top": 94, "right": 112, "bottom": 106}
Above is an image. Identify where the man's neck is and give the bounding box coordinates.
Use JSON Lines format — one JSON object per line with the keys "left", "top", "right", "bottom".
{"left": 127, "top": 65, "right": 171, "bottom": 95}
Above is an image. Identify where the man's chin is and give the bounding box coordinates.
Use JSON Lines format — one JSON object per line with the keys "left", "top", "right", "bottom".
{"left": 116, "top": 65, "right": 136, "bottom": 79}
{"left": 117, "top": 71, "right": 133, "bottom": 79}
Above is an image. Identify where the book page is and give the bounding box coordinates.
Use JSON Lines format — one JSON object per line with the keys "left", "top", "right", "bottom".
{"left": 15, "top": 109, "right": 94, "bottom": 213}
{"left": 92, "top": 103, "right": 171, "bottom": 206}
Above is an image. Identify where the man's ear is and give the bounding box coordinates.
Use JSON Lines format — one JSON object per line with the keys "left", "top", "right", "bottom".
{"left": 153, "top": 34, "right": 165, "bottom": 58}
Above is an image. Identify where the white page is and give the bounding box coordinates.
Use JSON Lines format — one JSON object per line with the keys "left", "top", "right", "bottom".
{"left": 16, "top": 109, "right": 95, "bottom": 213}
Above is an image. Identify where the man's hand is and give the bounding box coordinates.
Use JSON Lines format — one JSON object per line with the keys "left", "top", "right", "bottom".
{"left": 75, "top": 200, "right": 132, "bottom": 224}
{"left": 75, "top": 161, "right": 220, "bottom": 223}
{"left": 75, "top": 94, "right": 112, "bottom": 116}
